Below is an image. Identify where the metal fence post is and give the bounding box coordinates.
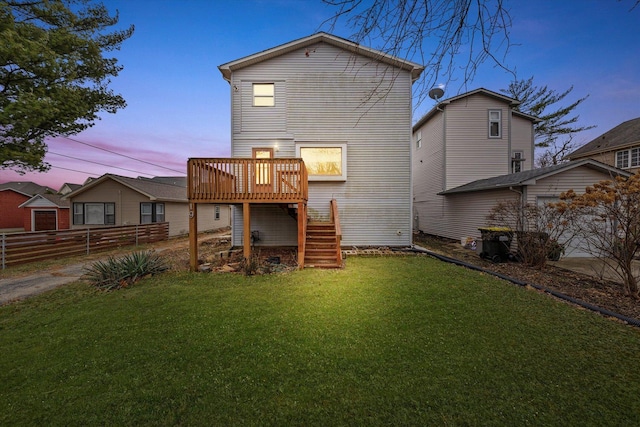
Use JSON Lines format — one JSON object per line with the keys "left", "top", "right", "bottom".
{"left": 86, "top": 228, "right": 90, "bottom": 255}
{"left": 135, "top": 224, "right": 139, "bottom": 246}
{"left": 1, "top": 233, "right": 5, "bottom": 270}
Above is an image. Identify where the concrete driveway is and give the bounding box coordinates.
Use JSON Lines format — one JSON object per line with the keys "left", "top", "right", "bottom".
{"left": 551, "top": 257, "right": 640, "bottom": 283}
{"left": 0, "top": 261, "right": 91, "bottom": 305}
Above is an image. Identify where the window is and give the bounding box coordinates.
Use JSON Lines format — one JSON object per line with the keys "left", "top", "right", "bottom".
{"left": 511, "top": 151, "right": 524, "bottom": 173}
{"left": 140, "top": 203, "right": 165, "bottom": 224}
{"left": 296, "top": 143, "right": 347, "bottom": 181}
{"left": 616, "top": 147, "right": 640, "bottom": 169}
{"left": 253, "top": 83, "right": 274, "bottom": 107}
{"left": 415, "top": 130, "right": 422, "bottom": 149}
{"left": 215, "top": 205, "right": 220, "bottom": 221}
{"left": 489, "top": 110, "right": 502, "bottom": 138}
{"left": 72, "top": 203, "right": 115, "bottom": 225}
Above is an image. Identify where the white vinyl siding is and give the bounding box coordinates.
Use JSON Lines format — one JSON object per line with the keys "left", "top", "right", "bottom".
{"left": 437, "top": 189, "right": 517, "bottom": 242}
{"left": 445, "top": 96, "right": 511, "bottom": 190}
{"left": 230, "top": 41, "right": 414, "bottom": 247}
{"left": 412, "top": 113, "right": 446, "bottom": 234}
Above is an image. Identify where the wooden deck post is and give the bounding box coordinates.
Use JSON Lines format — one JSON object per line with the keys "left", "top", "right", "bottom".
{"left": 189, "top": 202, "right": 198, "bottom": 271}
{"left": 243, "top": 202, "right": 251, "bottom": 260}
{"left": 297, "top": 202, "right": 306, "bottom": 268}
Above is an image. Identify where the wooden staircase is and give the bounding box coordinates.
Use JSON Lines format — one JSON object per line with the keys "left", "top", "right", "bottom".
{"left": 304, "top": 221, "right": 342, "bottom": 268}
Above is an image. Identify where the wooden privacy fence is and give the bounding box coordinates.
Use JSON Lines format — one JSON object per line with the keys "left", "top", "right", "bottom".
{"left": 1, "top": 223, "right": 169, "bottom": 269}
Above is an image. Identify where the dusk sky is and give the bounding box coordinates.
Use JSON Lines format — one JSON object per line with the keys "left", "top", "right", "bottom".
{"left": 1, "top": 0, "right": 639, "bottom": 189}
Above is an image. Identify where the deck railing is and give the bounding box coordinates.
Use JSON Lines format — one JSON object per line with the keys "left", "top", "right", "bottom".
{"left": 188, "top": 158, "right": 308, "bottom": 203}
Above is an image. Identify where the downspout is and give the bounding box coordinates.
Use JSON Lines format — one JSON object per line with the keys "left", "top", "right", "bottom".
{"left": 509, "top": 186, "right": 525, "bottom": 234}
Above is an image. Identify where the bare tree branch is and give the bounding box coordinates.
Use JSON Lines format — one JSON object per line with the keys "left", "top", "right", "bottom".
{"left": 322, "top": 0, "right": 515, "bottom": 108}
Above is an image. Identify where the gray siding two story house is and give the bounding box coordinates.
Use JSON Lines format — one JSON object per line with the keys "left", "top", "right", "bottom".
{"left": 412, "top": 88, "right": 629, "bottom": 257}
{"left": 188, "top": 32, "right": 423, "bottom": 268}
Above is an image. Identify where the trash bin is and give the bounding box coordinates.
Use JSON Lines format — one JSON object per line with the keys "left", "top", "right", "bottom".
{"left": 478, "top": 227, "right": 513, "bottom": 263}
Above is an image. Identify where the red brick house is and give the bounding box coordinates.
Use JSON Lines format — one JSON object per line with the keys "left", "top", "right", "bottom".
{"left": 19, "top": 194, "right": 70, "bottom": 231}
{"left": 0, "top": 182, "right": 56, "bottom": 231}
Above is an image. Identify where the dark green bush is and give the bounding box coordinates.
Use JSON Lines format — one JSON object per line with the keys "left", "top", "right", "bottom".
{"left": 84, "top": 250, "right": 169, "bottom": 291}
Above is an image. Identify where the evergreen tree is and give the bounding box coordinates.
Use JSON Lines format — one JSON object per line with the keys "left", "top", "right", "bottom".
{"left": 501, "top": 77, "right": 594, "bottom": 166}
{"left": 0, "top": 0, "right": 134, "bottom": 173}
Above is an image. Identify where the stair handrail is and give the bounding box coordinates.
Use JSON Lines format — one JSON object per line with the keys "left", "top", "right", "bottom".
{"left": 330, "top": 199, "right": 342, "bottom": 263}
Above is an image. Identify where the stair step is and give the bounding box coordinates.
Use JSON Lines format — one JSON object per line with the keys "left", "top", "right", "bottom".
{"left": 304, "top": 219, "right": 340, "bottom": 269}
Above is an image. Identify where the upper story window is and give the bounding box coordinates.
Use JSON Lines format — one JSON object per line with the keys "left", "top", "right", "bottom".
{"left": 616, "top": 147, "right": 640, "bottom": 169}
{"left": 296, "top": 143, "right": 347, "bottom": 181}
{"left": 415, "top": 130, "right": 422, "bottom": 149}
{"left": 253, "top": 83, "right": 275, "bottom": 107}
{"left": 489, "top": 110, "right": 502, "bottom": 138}
{"left": 511, "top": 151, "right": 524, "bottom": 173}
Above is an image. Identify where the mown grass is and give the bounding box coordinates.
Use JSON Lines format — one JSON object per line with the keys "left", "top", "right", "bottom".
{"left": 1, "top": 256, "right": 639, "bottom": 426}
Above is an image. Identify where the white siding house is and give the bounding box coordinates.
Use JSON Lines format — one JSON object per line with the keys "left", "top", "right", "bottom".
{"left": 189, "top": 32, "right": 423, "bottom": 267}
{"left": 412, "top": 88, "right": 631, "bottom": 258}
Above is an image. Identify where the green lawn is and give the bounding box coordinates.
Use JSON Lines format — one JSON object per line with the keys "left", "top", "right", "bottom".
{"left": 1, "top": 256, "right": 639, "bottom": 426}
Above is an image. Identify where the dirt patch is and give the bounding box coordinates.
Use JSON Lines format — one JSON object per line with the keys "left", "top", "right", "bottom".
{"left": 161, "top": 228, "right": 298, "bottom": 274}
{"left": 413, "top": 233, "right": 640, "bottom": 322}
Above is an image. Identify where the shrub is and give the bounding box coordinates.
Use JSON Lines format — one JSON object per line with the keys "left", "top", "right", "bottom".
{"left": 84, "top": 250, "right": 169, "bottom": 291}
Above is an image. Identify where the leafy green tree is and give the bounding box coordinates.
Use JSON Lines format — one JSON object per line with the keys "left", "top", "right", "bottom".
{"left": 0, "top": 0, "right": 134, "bottom": 173}
{"left": 501, "top": 77, "right": 594, "bottom": 166}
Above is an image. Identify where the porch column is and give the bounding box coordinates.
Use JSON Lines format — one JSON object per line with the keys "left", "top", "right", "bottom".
{"left": 189, "top": 202, "right": 198, "bottom": 271}
{"left": 297, "top": 202, "right": 306, "bottom": 268}
{"left": 243, "top": 202, "right": 251, "bottom": 260}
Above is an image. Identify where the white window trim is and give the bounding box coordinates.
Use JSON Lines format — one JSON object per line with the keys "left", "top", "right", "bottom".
{"left": 488, "top": 110, "right": 502, "bottom": 139}
{"left": 252, "top": 83, "right": 275, "bottom": 107}
{"left": 616, "top": 147, "right": 639, "bottom": 169}
{"left": 511, "top": 151, "right": 525, "bottom": 173}
{"left": 296, "top": 143, "right": 347, "bottom": 181}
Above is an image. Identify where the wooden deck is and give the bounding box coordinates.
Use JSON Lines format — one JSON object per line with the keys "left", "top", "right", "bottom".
{"left": 187, "top": 158, "right": 309, "bottom": 271}
{"left": 187, "top": 158, "right": 308, "bottom": 203}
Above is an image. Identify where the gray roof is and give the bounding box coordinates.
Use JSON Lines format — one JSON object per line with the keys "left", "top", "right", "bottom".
{"left": 568, "top": 117, "right": 640, "bottom": 159}
{"left": 19, "top": 193, "right": 70, "bottom": 208}
{"left": 0, "top": 181, "right": 54, "bottom": 196}
{"left": 439, "top": 159, "right": 632, "bottom": 195}
{"left": 64, "top": 174, "right": 188, "bottom": 202}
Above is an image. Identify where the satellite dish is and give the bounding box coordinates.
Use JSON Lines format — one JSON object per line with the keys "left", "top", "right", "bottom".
{"left": 428, "top": 86, "right": 445, "bottom": 101}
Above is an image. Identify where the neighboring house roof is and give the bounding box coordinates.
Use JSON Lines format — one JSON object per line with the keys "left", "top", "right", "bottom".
{"left": 413, "top": 88, "right": 541, "bottom": 131}
{"left": 58, "top": 183, "right": 82, "bottom": 194}
{"left": 64, "top": 174, "right": 188, "bottom": 202}
{"left": 567, "top": 117, "right": 640, "bottom": 159}
{"left": 0, "top": 181, "right": 54, "bottom": 197}
{"left": 19, "top": 193, "right": 70, "bottom": 208}
{"left": 142, "top": 176, "right": 188, "bottom": 187}
{"left": 218, "top": 32, "right": 425, "bottom": 83}
{"left": 439, "top": 159, "right": 632, "bottom": 195}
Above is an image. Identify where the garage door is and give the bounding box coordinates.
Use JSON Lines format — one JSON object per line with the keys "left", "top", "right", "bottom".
{"left": 537, "top": 197, "right": 591, "bottom": 258}
{"left": 34, "top": 211, "right": 57, "bottom": 231}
